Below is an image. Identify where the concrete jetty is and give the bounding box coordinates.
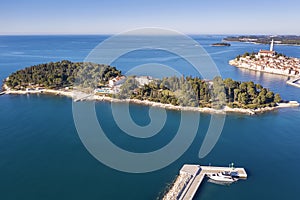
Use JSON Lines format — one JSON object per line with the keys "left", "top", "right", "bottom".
{"left": 163, "top": 164, "right": 247, "bottom": 200}
{"left": 73, "top": 93, "right": 94, "bottom": 102}
{"left": 287, "top": 77, "right": 300, "bottom": 88}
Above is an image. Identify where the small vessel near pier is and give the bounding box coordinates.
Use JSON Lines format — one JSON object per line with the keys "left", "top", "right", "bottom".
{"left": 162, "top": 164, "right": 247, "bottom": 200}
{"left": 207, "top": 172, "right": 237, "bottom": 183}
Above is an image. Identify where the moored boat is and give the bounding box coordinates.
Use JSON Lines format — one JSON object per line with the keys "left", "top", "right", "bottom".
{"left": 207, "top": 172, "right": 237, "bottom": 183}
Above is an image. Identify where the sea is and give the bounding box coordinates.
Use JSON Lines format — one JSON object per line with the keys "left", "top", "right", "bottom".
{"left": 0, "top": 35, "right": 300, "bottom": 200}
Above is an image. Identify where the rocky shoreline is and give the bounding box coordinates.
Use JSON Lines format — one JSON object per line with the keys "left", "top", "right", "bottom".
{"left": 2, "top": 85, "right": 299, "bottom": 115}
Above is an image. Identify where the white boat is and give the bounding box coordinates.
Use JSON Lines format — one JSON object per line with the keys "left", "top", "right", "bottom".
{"left": 222, "top": 171, "right": 240, "bottom": 178}
{"left": 207, "top": 172, "right": 237, "bottom": 183}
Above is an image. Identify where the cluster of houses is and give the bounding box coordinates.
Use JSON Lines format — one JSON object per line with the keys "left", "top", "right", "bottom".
{"left": 230, "top": 40, "right": 300, "bottom": 77}
{"left": 231, "top": 54, "right": 300, "bottom": 76}
{"left": 94, "top": 76, "right": 126, "bottom": 94}
{"left": 94, "top": 75, "right": 153, "bottom": 95}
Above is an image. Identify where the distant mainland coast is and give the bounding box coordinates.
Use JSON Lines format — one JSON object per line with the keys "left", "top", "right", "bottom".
{"left": 224, "top": 35, "right": 300, "bottom": 46}
{"left": 1, "top": 60, "right": 299, "bottom": 115}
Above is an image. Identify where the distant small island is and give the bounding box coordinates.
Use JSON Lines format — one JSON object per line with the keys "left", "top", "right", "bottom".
{"left": 2, "top": 60, "right": 299, "bottom": 115}
{"left": 224, "top": 35, "right": 300, "bottom": 46}
{"left": 211, "top": 42, "right": 231, "bottom": 47}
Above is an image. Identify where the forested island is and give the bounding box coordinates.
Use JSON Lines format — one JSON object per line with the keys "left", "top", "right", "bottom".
{"left": 224, "top": 35, "right": 300, "bottom": 46}
{"left": 2, "top": 60, "right": 299, "bottom": 114}
{"left": 211, "top": 42, "right": 231, "bottom": 47}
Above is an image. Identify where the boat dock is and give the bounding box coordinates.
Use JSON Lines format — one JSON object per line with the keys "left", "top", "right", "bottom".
{"left": 287, "top": 77, "right": 300, "bottom": 88}
{"left": 73, "top": 93, "right": 94, "bottom": 102}
{"left": 163, "top": 164, "right": 247, "bottom": 200}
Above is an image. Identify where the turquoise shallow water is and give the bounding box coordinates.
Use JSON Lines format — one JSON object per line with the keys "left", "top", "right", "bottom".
{"left": 0, "top": 35, "right": 300, "bottom": 200}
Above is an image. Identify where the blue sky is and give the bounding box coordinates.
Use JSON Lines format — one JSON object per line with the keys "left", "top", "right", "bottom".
{"left": 0, "top": 0, "right": 299, "bottom": 35}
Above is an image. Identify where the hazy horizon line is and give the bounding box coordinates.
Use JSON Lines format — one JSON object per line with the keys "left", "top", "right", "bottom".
{"left": 0, "top": 32, "right": 299, "bottom": 36}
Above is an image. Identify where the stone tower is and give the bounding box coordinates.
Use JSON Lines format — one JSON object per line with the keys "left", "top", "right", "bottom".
{"left": 270, "top": 39, "right": 274, "bottom": 52}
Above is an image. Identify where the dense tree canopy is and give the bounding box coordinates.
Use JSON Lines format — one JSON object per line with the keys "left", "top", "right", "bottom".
{"left": 5, "top": 60, "right": 121, "bottom": 89}
{"left": 118, "top": 76, "right": 282, "bottom": 109}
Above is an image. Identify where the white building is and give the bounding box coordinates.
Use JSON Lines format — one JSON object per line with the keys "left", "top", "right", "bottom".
{"left": 135, "top": 76, "right": 153, "bottom": 86}
{"left": 108, "top": 76, "right": 126, "bottom": 87}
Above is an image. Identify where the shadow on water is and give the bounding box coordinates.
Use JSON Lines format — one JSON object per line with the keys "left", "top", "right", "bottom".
{"left": 207, "top": 178, "right": 235, "bottom": 186}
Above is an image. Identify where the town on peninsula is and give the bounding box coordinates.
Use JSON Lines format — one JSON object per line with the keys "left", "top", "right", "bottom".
{"left": 229, "top": 39, "right": 300, "bottom": 88}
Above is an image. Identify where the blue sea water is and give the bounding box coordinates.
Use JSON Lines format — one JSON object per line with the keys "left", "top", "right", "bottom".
{"left": 0, "top": 35, "right": 300, "bottom": 200}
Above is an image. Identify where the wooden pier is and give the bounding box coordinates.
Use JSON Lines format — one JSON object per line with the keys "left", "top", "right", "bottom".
{"left": 163, "top": 164, "right": 247, "bottom": 200}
